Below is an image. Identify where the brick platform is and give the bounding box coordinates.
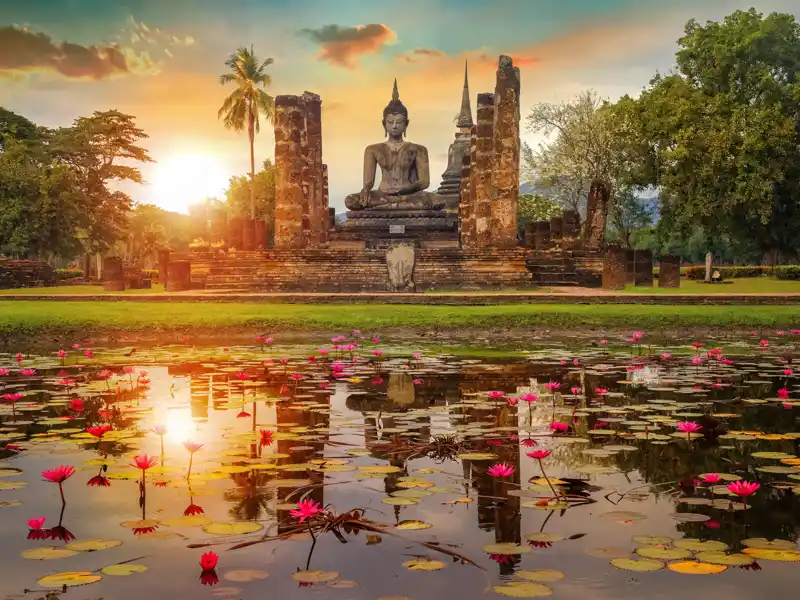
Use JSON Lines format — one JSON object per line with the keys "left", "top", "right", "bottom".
{"left": 526, "top": 250, "right": 602, "bottom": 287}
{"left": 190, "top": 248, "right": 535, "bottom": 292}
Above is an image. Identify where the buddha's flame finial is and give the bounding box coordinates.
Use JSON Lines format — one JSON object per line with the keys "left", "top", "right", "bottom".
{"left": 392, "top": 78, "right": 399, "bottom": 102}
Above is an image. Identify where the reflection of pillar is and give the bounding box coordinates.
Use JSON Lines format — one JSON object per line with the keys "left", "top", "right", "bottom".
{"left": 189, "top": 374, "right": 209, "bottom": 420}
{"left": 387, "top": 373, "right": 416, "bottom": 409}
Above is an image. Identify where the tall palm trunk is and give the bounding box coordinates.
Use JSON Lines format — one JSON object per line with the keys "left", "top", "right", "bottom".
{"left": 248, "top": 110, "right": 256, "bottom": 221}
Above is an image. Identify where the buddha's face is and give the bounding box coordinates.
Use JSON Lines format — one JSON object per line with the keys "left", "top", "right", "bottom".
{"left": 383, "top": 112, "right": 408, "bottom": 139}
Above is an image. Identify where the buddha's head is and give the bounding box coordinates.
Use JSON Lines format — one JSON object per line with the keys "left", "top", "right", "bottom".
{"left": 382, "top": 79, "right": 408, "bottom": 139}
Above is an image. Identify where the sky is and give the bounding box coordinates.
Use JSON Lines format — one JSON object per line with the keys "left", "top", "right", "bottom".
{"left": 1, "top": 0, "right": 798, "bottom": 214}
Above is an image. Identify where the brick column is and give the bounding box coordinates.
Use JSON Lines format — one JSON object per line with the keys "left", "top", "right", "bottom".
{"left": 625, "top": 249, "right": 635, "bottom": 284}
{"left": 459, "top": 153, "right": 474, "bottom": 248}
{"left": 534, "top": 220, "right": 551, "bottom": 250}
{"left": 549, "top": 216, "right": 563, "bottom": 239}
{"left": 659, "top": 254, "right": 681, "bottom": 288}
{"left": 302, "top": 91, "right": 323, "bottom": 245}
{"left": 321, "top": 164, "right": 329, "bottom": 241}
{"left": 274, "top": 95, "right": 306, "bottom": 249}
{"left": 634, "top": 249, "right": 654, "bottom": 287}
{"left": 585, "top": 181, "right": 609, "bottom": 250}
{"left": 602, "top": 247, "right": 627, "bottom": 290}
{"left": 474, "top": 94, "right": 494, "bottom": 247}
{"left": 490, "top": 55, "right": 521, "bottom": 248}
{"left": 562, "top": 210, "right": 580, "bottom": 238}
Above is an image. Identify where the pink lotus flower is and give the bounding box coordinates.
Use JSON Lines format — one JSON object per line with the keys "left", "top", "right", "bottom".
{"left": 521, "top": 438, "right": 538, "bottom": 448}
{"left": 550, "top": 422, "right": 569, "bottom": 433}
{"left": 487, "top": 463, "right": 515, "bottom": 478}
{"left": 200, "top": 551, "right": 218, "bottom": 571}
{"left": 784, "top": 369, "right": 793, "bottom": 376}
{"left": 677, "top": 421, "right": 702, "bottom": 434}
{"left": 260, "top": 429, "right": 275, "bottom": 446}
{"left": 152, "top": 424, "right": 167, "bottom": 436}
{"left": 96, "top": 369, "right": 113, "bottom": 380}
{"left": 759, "top": 340, "right": 769, "bottom": 347}
{"left": 692, "top": 341, "right": 704, "bottom": 349}
{"left": 86, "top": 425, "right": 111, "bottom": 439}
{"left": 200, "top": 570, "right": 218, "bottom": 586}
{"left": 57, "top": 349, "right": 67, "bottom": 359}
{"left": 631, "top": 331, "right": 644, "bottom": 341}
{"left": 570, "top": 386, "right": 581, "bottom": 395}
{"left": 290, "top": 373, "right": 304, "bottom": 381}
{"left": 123, "top": 366, "right": 136, "bottom": 375}
{"left": 702, "top": 473, "right": 721, "bottom": 484}
{"left": 692, "top": 357, "right": 704, "bottom": 366}
{"left": 331, "top": 363, "right": 344, "bottom": 373}
{"left": 0, "top": 368, "right": 8, "bottom": 376}
{"left": 87, "top": 474, "right": 110, "bottom": 486}
{"left": 69, "top": 399, "right": 84, "bottom": 412}
{"left": 14, "top": 352, "right": 23, "bottom": 362}
{"left": 20, "top": 368, "right": 36, "bottom": 376}
{"left": 131, "top": 454, "right": 158, "bottom": 470}
{"left": 778, "top": 388, "right": 790, "bottom": 399}
{"left": 595, "top": 387, "right": 608, "bottom": 395}
{"left": 2, "top": 393, "right": 22, "bottom": 403}
{"left": 600, "top": 339, "right": 607, "bottom": 345}
{"left": 777, "top": 330, "right": 785, "bottom": 336}
{"left": 545, "top": 381, "right": 560, "bottom": 391}
{"left": 572, "top": 359, "right": 581, "bottom": 366}
{"left": 234, "top": 372, "right": 250, "bottom": 380}
{"left": 290, "top": 498, "right": 323, "bottom": 523}
{"left": 727, "top": 481, "right": 760, "bottom": 497}
{"left": 526, "top": 450, "right": 552, "bottom": 460}
{"left": 487, "top": 391, "right": 505, "bottom": 399}
{"left": 42, "top": 465, "right": 75, "bottom": 483}
{"left": 184, "top": 503, "right": 205, "bottom": 516}
{"left": 520, "top": 393, "right": 537, "bottom": 403}
{"left": 28, "top": 517, "right": 46, "bottom": 530}
{"left": 507, "top": 397, "right": 518, "bottom": 406}
{"left": 661, "top": 352, "right": 672, "bottom": 360}
{"left": 84, "top": 350, "right": 94, "bottom": 358}
{"left": 279, "top": 357, "right": 289, "bottom": 365}
{"left": 72, "top": 343, "right": 81, "bottom": 349}
{"left": 236, "top": 410, "right": 251, "bottom": 418}
{"left": 318, "top": 348, "right": 329, "bottom": 356}
{"left": 184, "top": 441, "right": 203, "bottom": 453}
{"left": 412, "top": 352, "right": 422, "bottom": 360}
{"left": 413, "top": 379, "right": 422, "bottom": 385}
{"left": 371, "top": 349, "right": 384, "bottom": 357}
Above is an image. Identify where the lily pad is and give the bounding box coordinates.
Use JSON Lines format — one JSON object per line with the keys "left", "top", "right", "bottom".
{"left": 202, "top": 521, "right": 264, "bottom": 535}
{"left": 666, "top": 561, "right": 727, "bottom": 575}
{"left": 493, "top": 582, "right": 553, "bottom": 597}
{"left": 101, "top": 564, "right": 148, "bottom": 576}
{"left": 610, "top": 558, "right": 665, "bottom": 572}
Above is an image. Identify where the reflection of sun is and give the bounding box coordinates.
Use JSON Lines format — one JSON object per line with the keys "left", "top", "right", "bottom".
{"left": 148, "top": 153, "right": 229, "bottom": 214}
{"left": 165, "top": 407, "right": 196, "bottom": 445}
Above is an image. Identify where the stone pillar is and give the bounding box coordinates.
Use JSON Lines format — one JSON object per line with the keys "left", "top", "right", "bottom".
{"left": 303, "top": 92, "right": 323, "bottom": 246}
{"left": 705, "top": 252, "right": 712, "bottom": 282}
{"left": 102, "top": 256, "right": 124, "bottom": 292}
{"left": 157, "top": 249, "right": 170, "bottom": 288}
{"left": 474, "top": 94, "right": 494, "bottom": 247}
{"left": 634, "top": 249, "right": 653, "bottom": 287}
{"left": 227, "top": 216, "right": 243, "bottom": 250}
{"left": 563, "top": 210, "right": 580, "bottom": 238}
{"left": 659, "top": 254, "right": 681, "bottom": 288}
{"left": 209, "top": 208, "right": 227, "bottom": 243}
{"left": 602, "top": 247, "right": 627, "bottom": 290}
{"left": 534, "top": 221, "right": 551, "bottom": 250}
{"left": 625, "top": 249, "right": 635, "bottom": 284}
{"left": 490, "top": 56, "right": 521, "bottom": 248}
{"left": 254, "top": 220, "right": 266, "bottom": 250}
{"left": 584, "top": 181, "right": 609, "bottom": 250}
{"left": 523, "top": 222, "right": 536, "bottom": 248}
{"left": 321, "top": 164, "right": 329, "bottom": 242}
{"left": 550, "top": 216, "right": 563, "bottom": 239}
{"left": 166, "top": 261, "right": 191, "bottom": 292}
{"left": 459, "top": 153, "right": 475, "bottom": 248}
{"left": 274, "top": 95, "right": 306, "bottom": 249}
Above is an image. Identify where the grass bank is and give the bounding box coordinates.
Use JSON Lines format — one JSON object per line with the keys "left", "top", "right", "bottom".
{"left": 622, "top": 277, "right": 800, "bottom": 294}
{"left": 1, "top": 301, "right": 799, "bottom": 340}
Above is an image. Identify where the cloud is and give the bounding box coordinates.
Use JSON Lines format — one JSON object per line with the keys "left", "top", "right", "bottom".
{"left": 396, "top": 48, "right": 446, "bottom": 63}
{"left": 0, "top": 25, "right": 160, "bottom": 79}
{"left": 298, "top": 24, "right": 396, "bottom": 69}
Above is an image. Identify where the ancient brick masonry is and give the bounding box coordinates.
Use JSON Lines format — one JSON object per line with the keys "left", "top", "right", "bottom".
{"left": 490, "top": 55, "right": 521, "bottom": 248}
{"left": 659, "top": 254, "right": 681, "bottom": 288}
{"left": 274, "top": 93, "right": 329, "bottom": 250}
{"left": 585, "top": 181, "right": 609, "bottom": 250}
{"left": 474, "top": 94, "right": 494, "bottom": 247}
{"left": 459, "top": 152, "right": 475, "bottom": 248}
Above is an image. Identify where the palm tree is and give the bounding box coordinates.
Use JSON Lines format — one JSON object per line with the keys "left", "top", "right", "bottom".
{"left": 218, "top": 46, "right": 275, "bottom": 220}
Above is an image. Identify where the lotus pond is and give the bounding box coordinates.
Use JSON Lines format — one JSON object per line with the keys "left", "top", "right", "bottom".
{"left": 1, "top": 333, "right": 800, "bottom": 600}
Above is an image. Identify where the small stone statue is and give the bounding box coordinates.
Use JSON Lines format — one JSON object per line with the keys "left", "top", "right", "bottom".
{"left": 345, "top": 80, "right": 448, "bottom": 211}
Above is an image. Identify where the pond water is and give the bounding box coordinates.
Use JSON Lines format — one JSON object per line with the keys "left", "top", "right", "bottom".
{"left": 1, "top": 334, "right": 799, "bottom": 600}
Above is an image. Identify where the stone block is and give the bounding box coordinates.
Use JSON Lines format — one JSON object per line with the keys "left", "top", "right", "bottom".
{"left": 534, "top": 220, "right": 551, "bottom": 250}
{"left": 625, "top": 249, "right": 635, "bottom": 284}
{"left": 634, "top": 249, "right": 653, "bottom": 287}
{"left": 167, "top": 261, "right": 192, "bottom": 292}
{"left": 659, "top": 254, "right": 681, "bottom": 288}
{"left": 562, "top": 210, "right": 580, "bottom": 238}
{"left": 550, "top": 216, "right": 563, "bottom": 239}
{"left": 386, "top": 244, "right": 416, "bottom": 292}
{"left": 227, "top": 217, "right": 243, "bottom": 250}
{"left": 602, "top": 247, "right": 627, "bottom": 290}
{"left": 241, "top": 219, "right": 255, "bottom": 251}
{"left": 158, "top": 249, "right": 170, "bottom": 287}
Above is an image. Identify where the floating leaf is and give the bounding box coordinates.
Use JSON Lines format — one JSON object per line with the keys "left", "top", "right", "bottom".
{"left": 667, "top": 561, "right": 727, "bottom": 575}
{"left": 403, "top": 558, "right": 446, "bottom": 571}
{"left": 481, "top": 543, "right": 531, "bottom": 555}
{"left": 223, "top": 569, "right": 269, "bottom": 582}
{"left": 38, "top": 571, "right": 102, "bottom": 587}
{"left": 632, "top": 535, "right": 673, "bottom": 545}
{"left": 396, "top": 520, "right": 432, "bottom": 530}
{"left": 695, "top": 552, "right": 754, "bottom": 566}
{"left": 674, "top": 539, "right": 728, "bottom": 552}
{"left": 741, "top": 538, "right": 796, "bottom": 550}
{"left": 382, "top": 497, "right": 417, "bottom": 506}
{"left": 22, "top": 547, "right": 78, "bottom": 560}
{"left": 636, "top": 546, "right": 693, "bottom": 560}
{"left": 101, "top": 564, "right": 148, "bottom": 576}
{"left": 291, "top": 570, "right": 339, "bottom": 582}
{"left": 456, "top": 452, "right": 498, "bottom": 461}
{"left": 493, "top": 582, "right": 553, "bottom": 597}
{"left": 202, "top": 521, "right": 264, "bottom": 535}
{"left": 159, "top": 515, "right": 212, "bottom": 528}
{"left": 515, "top": 569, "right": 564, "bottom": 582}
{"left": 525, "top": 533, "right": 565, "bottom": 543}
{"left": 601, "top": 511, "right": 647, "bottom": 523}
{"left": 610, "top": 558, "right": 665, "bottom": 572}
{"left": 742, "top": 548, "right": 800, "bottom": 562}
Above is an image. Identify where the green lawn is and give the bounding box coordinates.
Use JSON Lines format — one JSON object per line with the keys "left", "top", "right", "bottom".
{"left": 0, "top": 284, "right": 166, "bottom": 295}
{"left": 0, "top": 302, "right": 799, "bottom": 338}
{"left": 623, "top": 277, "right": 800, "bottom": 294}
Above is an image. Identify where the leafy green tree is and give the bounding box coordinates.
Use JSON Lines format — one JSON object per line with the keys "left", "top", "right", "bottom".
{"left": 218, "top": 46, "right": 275, "bottom": 221}
{"left": 225, "top": 158, "right": 276, "bottom": 244}
{"left": 623, "top": 9, "right": 800, "bottom": 264}
{"left": 606, "top": 190, "right": 654, "bottom": 248}
{"left": 517, "top": 193, "right": 561, "bottom": 237}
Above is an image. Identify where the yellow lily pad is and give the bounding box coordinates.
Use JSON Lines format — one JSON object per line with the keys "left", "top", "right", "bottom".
{"left": 291, "top": 570, "right": 339, "bottom": 583}
{"left": 741, "top": 538, "right": 796, "bottom": 550}
{"left": 202, "top": 521, "right": 263, "bottom": 535}
{"left": 673, "top": 539, "right": 728, "bottom": 552}
{"left": 456, "top": 452, "right": 498, "bottom": 461}
{"left": 695, "top": 552, "right": 754, "bottom": 566}
{"left": 159, "top": 515, "right": 212, "bottom": 528}
{"left": 636, "top": 546, "right": 693, "bottom": 560}
{"left": 22, "top": 547, "right": 78, "bottom": 560}
{"left": 515, "top": 569, "right": 565, "bottom": 582}
{"left": 610, "top": 558, "right": 665, "bottom": 572}
{"left": 493, "top": 582, "right": 553, "bottom": 597}
{"left": 667, "top": 561, "right": 727, "bottom": 575}
{"left": 632, "top": 535, "right": 673, "bottom": 545}
{"left": 223, "top": 569, "right": 269, "bottom": 582}
{"left": 38, "top": 571, "right": 102, "bottom": 587}
{"left": 481, "top": 543, "right": 531, "bottom": 555}
{"left": 402, "top": 558, "right": 446, "bottom": 571}
{"left": 101, "top": 564, "right": 148, "bottom": 576}
{"left": 525, "top": 533, "right": 565, "bottom": 543}
{"left": 358, "top": 465, "right": 403, "bottom": 474}
{"left": 742, "top": 548, "right": 800, "bottom": 562}
{"left": 67, "top": 538, "right": 123, "bottom": 552}
{"left": 396, "top": 520, "right": 432, "bottom": 530}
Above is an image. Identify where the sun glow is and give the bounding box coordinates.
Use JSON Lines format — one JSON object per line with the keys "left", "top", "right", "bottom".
{"left": 148, "top": 153, "right": 230, "bottom": 214}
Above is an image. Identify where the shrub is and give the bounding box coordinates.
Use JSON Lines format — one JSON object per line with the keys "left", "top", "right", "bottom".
{"left": 55, "top": 268, "right": 84, "bottom": 280}
{"left": 685, "top": 265, "right": 772, "bottom": 280}
{"left": 775, "top": 266, "right": 800, "bottom": 280}
{"left": 142, "top": 269, "right": 159, "bottom": 283}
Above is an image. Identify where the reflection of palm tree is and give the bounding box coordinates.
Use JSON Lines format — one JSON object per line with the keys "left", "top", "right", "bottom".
{"left": 218, "top": 46, "right": 275, "bottom": 220}
{"left": 225, "top": 471, "right": 276, "bottom": 522}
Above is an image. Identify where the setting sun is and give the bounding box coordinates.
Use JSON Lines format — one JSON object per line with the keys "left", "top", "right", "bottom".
{"left": 147, "top": 153, "right": 230, "bottom": 214}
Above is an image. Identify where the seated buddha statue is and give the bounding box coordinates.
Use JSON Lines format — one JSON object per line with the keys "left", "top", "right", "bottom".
{"left": 345, "top": 80, "right": 450, "bottom": 212}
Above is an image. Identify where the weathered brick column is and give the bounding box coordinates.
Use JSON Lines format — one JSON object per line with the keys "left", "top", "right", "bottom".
{"left": 602, "top": 247, "right": 627, "bottom": 290}
{"left": 302, "top": 92, "right": 323, "bottom": 245}
{"left": 474, "top": 94, "right": 494, "bottom": 247}
{"left": 659, "top": 254, "right": 681, "bottom": 288}
{"left": 550, "top": 216, "right": 563, "bottom": 239}
{"left": 274, "top": 95, "right": 306, "bottom": 249}
{"left": 634, "top": 249, "right": 654, "bottom": 287}
{"left": 562, "top": 210, "right": 580, "bottom": 238}
{"left": 321, "top": 163, "right": 329, "bottom": 242}
{"left": 534, "top": 220, "right": 551, "bottom": 250}
{"left": 625, "top": 249, "right": 635, "bottom": 284}
{"left": 490, "top": 55, "right": 521, "bottom": 248}
{"left": 227, "top": 216, "right": 243, "bottom": 250}
{"left": 166, "top": 261, "right": 191, "bottom": 292}
{"left": 585, "top": 181, "right": 609, "bottom": 250}
{"left": 102, "top": 256, "right": 125, "bottom": 292}
{"left": 523, "top": 222, "right": 536, "bottom": 248}
{"left": 459, "top": 152, "right": 475, "bottom": 248}
{"left": 157, "top": 249, "right": 170, "bottom": 288}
